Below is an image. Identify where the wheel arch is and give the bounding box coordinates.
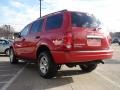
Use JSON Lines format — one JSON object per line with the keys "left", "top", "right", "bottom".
{"left": 37, "top": 45, "right": 57, "bottom": 78}
{"left": 9, "top": 46, "right": 16, "bottom": 55}
{"left": 5, "top": 48, "right": 9, "bottom": 52}
{"left": 36, "top": 45, "right": 53, "bottom": 61}
{"left": 10, "top": 46, "right": 13, "bottom": 49}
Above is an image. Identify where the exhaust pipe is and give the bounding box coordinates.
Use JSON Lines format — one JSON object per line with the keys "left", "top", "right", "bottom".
{"left": 100, "top": 61, "right": 104, "bottom": 64}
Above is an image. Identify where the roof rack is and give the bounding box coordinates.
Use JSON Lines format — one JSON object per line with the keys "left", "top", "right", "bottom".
{"left": 37, "top": 9, "right": 68, "bottom": 20}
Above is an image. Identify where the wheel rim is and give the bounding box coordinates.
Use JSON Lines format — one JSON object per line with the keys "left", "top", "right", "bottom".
{"left": 39, "top": 56, "right": 48, "bottom": 75}
{"left": 10, "top": 49, "right": 14, "bottom": 62}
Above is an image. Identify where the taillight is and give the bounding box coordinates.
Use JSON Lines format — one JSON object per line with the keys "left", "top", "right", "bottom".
{"left": 107, "top": 34, "right": 112, "bottom": 45}
{"left": 64, "top": 32, "right": 73, "bottom": 50}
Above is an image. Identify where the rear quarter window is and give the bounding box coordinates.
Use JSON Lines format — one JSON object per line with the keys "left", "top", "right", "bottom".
{"left": 46, "top": 14, "right": 63, "bottom": 31}
{"left": 71, "top": 12, "right": 99, "bottom": 28}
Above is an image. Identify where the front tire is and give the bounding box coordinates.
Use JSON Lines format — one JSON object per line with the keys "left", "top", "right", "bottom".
{"left": 9, "top": 48, "right": 18, "bottom": 64}
{"left": 79, "top": 63, "right": 97, "bottom": 72}
{"left": 5, "top": 49, "right": 10, "bottom": 56}
{"left": 38, "top": 51, "right": 57, "bottom": 79}
{"left": 118, "top": 42, "right": 120, "bottom": 45}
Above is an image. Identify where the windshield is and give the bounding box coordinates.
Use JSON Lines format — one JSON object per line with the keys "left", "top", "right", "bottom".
{"left": 71, "top": 12, "right": 100, "bottom": 28}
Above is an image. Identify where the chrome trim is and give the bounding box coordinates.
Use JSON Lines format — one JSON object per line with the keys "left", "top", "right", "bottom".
{"left": 72, "top": 50, "right": 113, "bottom": 53}
{"left": 74, "top": 44, "right": 86, "bottom": 46}
{"left": 87, "top": 35, "right": 103, "bottom": 39}
{"left": 74, "top": 44, "right": 85, "bottom": 48}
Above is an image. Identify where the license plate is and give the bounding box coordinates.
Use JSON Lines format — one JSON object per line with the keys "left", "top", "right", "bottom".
{"left": 87, "top": 39, "right": 101, "bottom": 46}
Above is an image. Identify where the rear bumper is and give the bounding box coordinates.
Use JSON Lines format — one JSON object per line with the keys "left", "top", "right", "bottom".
{"left": 51, "top": 50, "right": 113, "bottom": 64}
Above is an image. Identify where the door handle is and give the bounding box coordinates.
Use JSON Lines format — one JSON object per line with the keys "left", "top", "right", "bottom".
{"left": 35, "top": 36, "right": 40, "bottom": 39}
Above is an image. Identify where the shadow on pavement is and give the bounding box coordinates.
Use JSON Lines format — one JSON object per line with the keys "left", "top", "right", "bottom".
{"left": 57, "top": 70, "right": 87, "bottom": 77}
{"left": 8, "top": 63, "right": 89, "bottom": 90}
{"left": 42, "top": 76, "right": 73, "bottom": 90}
{"left": 0, "top": 60, "right": 26, "bottom": 69}
{"left": 26, "top": 63, "right": 86, "bottom": 77}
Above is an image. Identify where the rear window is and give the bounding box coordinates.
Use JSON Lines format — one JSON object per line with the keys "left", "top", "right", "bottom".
{"left": 46, "top": 14, "right": 63, "bottom": 31}
{"left": 71, "top": 12, "right": 100, "bottom": 28}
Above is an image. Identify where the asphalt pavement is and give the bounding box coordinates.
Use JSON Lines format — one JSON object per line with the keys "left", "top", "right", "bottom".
{"left": 0, "top": 44, "right": 120, "bottom": 90}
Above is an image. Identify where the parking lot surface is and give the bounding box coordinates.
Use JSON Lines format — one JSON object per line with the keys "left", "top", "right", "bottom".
{"left": 0, "top": 44, "right": 120, "bottom": 90}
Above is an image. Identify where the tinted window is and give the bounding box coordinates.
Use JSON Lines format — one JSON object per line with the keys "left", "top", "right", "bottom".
{"left": 21, "top": 26, "right": 29, "bottom": 36}
{"left": 0, "top": 40, "right": 5, "bottom": 45}
{"left": 46, "top": 14, "right": 63, "bottom": 31}
{"left": 71, "top": 12, "right": 100, "bottom": 28}
{"left": 30, "top": 19, "right": 43, "bottom": 33}
{"left": 0, "top": 40, "right": 7, "bottom": 45}
{"left": 5, "top": 40, "right": 9, "bottom": 44}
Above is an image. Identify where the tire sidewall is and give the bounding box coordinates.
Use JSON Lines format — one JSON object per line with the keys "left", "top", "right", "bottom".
{"left": 38, "top": 51, "right": 57, "bottom": 79}
{"left": 5, "top": 49, "right": 10, "bottom": 56}
{"left": 9, "top": 48, "right": 18, "bottom": 64}
{"left": 38, "top": 52, "right": 50, "bottom": 77}
{"left": 9, "top": 48, "right": 14, "bottom": 63}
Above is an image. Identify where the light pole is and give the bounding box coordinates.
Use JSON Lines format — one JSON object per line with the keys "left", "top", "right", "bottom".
{"left": 39, "top": 0, "right": 42, "bottom": 18}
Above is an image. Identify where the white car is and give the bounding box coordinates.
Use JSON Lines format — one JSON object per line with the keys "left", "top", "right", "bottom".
{"left": 0, "top": 39, "right": 13, "bottom": 56}
{"left": 112, "top": 37, "right": 120, "bottom": 45}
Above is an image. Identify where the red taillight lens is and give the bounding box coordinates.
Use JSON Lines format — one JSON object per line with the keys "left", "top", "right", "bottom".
{"left": 107, "top": 34, "right": 112, "bottom": 45}
{"left": 64, "top": 33, "right": 73, "bottom": 49}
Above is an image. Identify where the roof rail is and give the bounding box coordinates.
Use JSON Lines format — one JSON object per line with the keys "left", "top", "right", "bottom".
{"left": 37, "top": 9, "right": 68, "bottom": 20}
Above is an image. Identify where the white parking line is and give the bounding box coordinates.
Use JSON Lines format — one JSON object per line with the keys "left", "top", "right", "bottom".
{"left": 0, "top": 69, "right": 18, "bottom": 71}
{"left": 0, "top": 82, "right": 7, "bottom": 84}
{"left": 95, "top": 71, "right": 120, "bottom": 88}
{"left": 0, "top": 74, "right": 14, "bottom": 77}
{"left": 1, "top": 64, "right": 27, "bottom": 90}
{"left": 0, "top": 66, "right": 14, "bottom": 67}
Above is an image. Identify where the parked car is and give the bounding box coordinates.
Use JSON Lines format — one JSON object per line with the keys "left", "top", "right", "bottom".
{"left": 118, "top": 40, "right": 120, "bottom": 45}
{"left": 112, "top": 37, "right": 120, "bottom": 45}
{"left": 9, "top": 10, "right": 113, "bottom": 79}
{"left": 0, "top": 39, "right": 13, "bottom": 56}
{"left": 117, "top": 38, "right": 120, "bottom": 45}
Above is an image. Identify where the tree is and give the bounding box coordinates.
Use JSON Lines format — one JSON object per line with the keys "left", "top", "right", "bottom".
{"left": 0, "top": 25, "right": 15, "bottom": 39}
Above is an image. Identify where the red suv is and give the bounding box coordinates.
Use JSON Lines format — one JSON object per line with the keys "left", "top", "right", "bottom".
{"left": 10, "top": 10, "right": 113, "bottom": 79}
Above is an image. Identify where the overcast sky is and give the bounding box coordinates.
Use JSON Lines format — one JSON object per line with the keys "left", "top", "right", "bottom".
{"left": 0, "top": 0, "right": 120, "bottom": 32}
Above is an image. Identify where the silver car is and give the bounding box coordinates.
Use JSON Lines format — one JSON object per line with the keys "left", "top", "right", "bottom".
{"left": 0, "top": 39, "right": 13, "bottom": 56}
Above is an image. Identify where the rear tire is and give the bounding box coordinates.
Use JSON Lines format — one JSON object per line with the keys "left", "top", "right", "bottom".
{"left": 38, "top": 51, "right": 57, "bottom": 79}
{"left": 79, "top": 63, "right": 97, "bottom": 72}
{"left": 9, "top": 48, "right": 18, "bottom": 64}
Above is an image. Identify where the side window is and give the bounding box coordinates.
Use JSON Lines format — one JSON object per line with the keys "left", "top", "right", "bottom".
{"left": 5, "top": 40, "right": 9, "bottom": 44}
{"left": 20, "top": 25, "right": 29, "bottom": 37}
{"left": 0, "top": 40, "right": 4, "bottom": 45}
{"left": 0, "top": 40, "right": 6, "bottom": 45}
{"left": 46, "top": 14, "right": 63, "bottom": 31}
{"left": 4, "top": 40, "right": 9, "bottom": 44}
{"left": 30, "top": 19, "right": 44, "bottom": 33}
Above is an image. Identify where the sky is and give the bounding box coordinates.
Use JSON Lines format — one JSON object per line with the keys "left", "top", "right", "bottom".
{"left": 0, "top": 0, "right": 120, "bottom": 32}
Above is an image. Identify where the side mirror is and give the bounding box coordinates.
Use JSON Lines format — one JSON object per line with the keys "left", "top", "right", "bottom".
{"left": 14, "top": 32, "right": 21, "bottom": 38}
